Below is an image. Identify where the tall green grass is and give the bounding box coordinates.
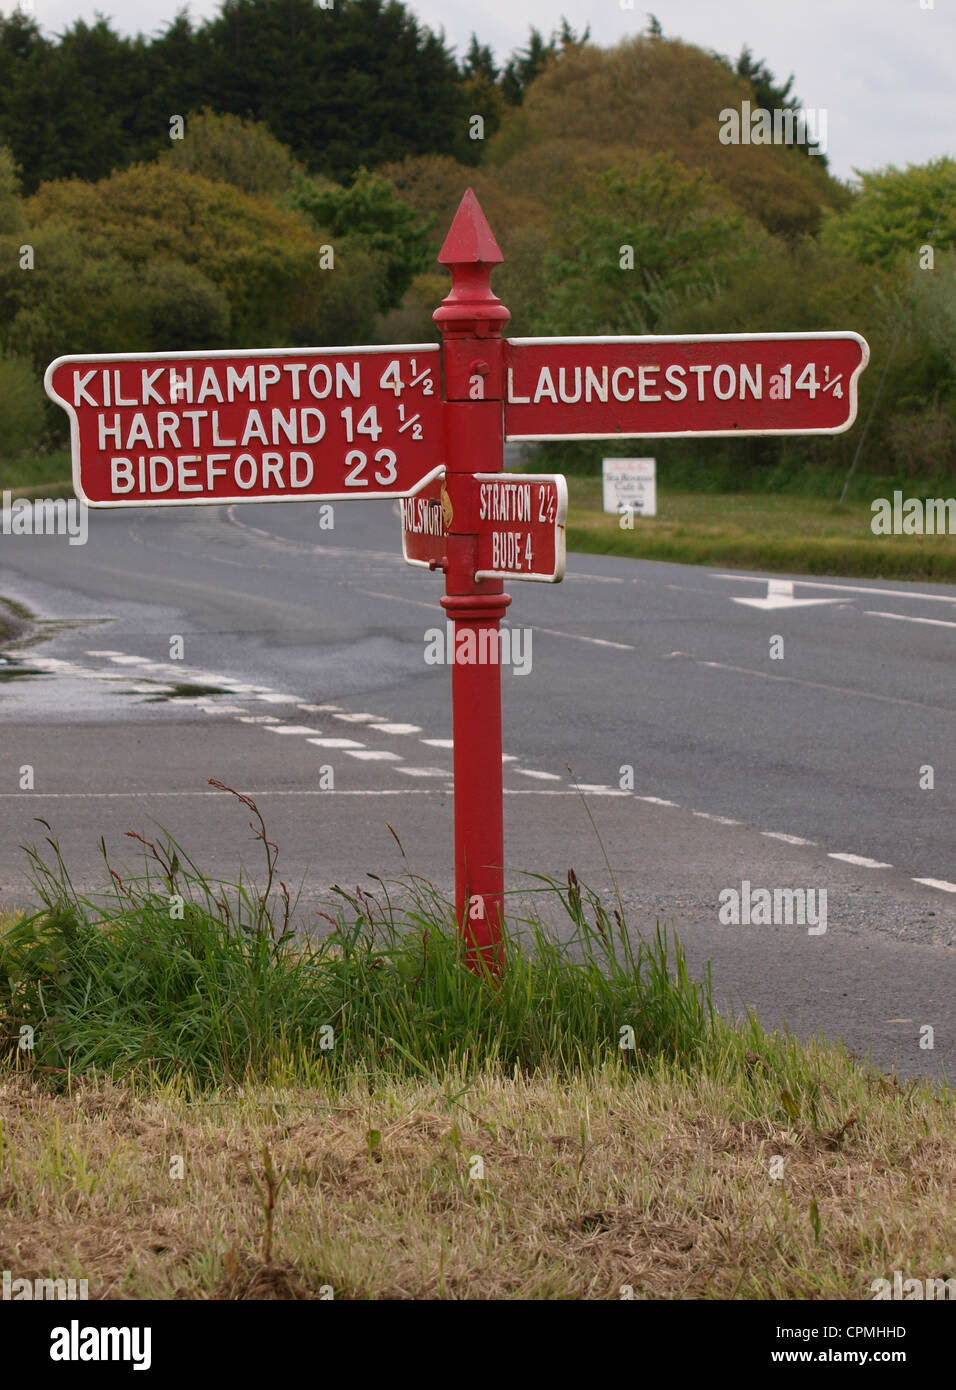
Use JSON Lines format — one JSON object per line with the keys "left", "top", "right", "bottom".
{"left": 0, "top": 787, "right": 714, "bottom": 1090}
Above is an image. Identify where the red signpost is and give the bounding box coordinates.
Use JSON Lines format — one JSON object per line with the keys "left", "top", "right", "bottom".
{"left": 45, "top": 187, "right": 870, "bottom": 975}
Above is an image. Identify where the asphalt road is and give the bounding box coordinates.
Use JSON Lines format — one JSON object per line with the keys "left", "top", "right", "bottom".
{"left": 1, "top": 493, "right": 954, "bottom": 1078}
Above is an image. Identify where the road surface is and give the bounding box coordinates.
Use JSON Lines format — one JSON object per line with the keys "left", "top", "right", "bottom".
{"left": 1, "top": 494, "right": 953, "bottom": 1078}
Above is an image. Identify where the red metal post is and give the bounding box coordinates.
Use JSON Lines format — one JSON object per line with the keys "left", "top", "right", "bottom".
{"left": 433, "top": 189, "right": 511, "bottom": 973}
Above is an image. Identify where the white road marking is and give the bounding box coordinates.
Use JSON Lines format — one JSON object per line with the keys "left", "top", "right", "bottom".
{"left": 761, "top": 831, "right": 817, "bottom": 845}
{"left": 236, "top": 715, "right": 281, "bottom": 724}
{"left": 197, "top": 705, "right": 248, "bottom": 714}
{"left": 693, "top": 811, "right": 743, "bottom": 826}
{"left": 695, "top": 658, "right": 953, "bottom": 714}
{"left": 566, "top": 572, "right": 625, "bottom": 584}
{"left": 734, "top": 579, "right": 844, "bottom": 610}
{"left": 266, "top": 725, "right": 319, "bottom": 735}
{"left": 420, "top": 738, "right": 454, "bottom": 748}
{"left": 298, "top": 703, "right": 337, "bottom": 712}
{"left": 529, "top": 624, "right": 635, "bottom": 651}
{"left": 713, "top": 573, "right": 956, "bottom": 605}
{"left": 397, "top": 766, "right": 452, "bottom": 777}
{"left": 369, "top": 722, "right": 422, "bottom": 735}
{"left": 829, "top": 852, "right": 893, "bottom": 868}
{"left": 306, "top": 737, "right": 365, "bottom": 749}
{"left": 85, "top": 649, "right": 125, "bottom": 656}
{"left": 344, "top": 749, "right": 402, "bottom": 761}
{"left": 334, "top": 712, "right": 387, "bottom": 723}
{"left": 517, "top": 769, "right": 562, "bottom": 781}
{"left": 914, "top": 877, "right": 956, "bottom": 894}
{"left": 636, "top": 796, "right": 679, "bottom": 806}
{"left": 106, "top": 654, "right": 150, "bottom": 664}
{"left": 865, "top": 610, "right": 956, "bottom": 630}
{"left": 254, "top": 693, "right": 296, "bottom": 703}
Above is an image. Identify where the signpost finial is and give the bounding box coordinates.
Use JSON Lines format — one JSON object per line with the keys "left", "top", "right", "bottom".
{"left": 434, "top": 188, "right": 509, "bottom": 336}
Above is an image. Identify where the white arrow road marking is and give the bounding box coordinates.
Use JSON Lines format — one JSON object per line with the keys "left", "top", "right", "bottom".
{"left": 734, "top": 579, "right": 844, "bottom": 610}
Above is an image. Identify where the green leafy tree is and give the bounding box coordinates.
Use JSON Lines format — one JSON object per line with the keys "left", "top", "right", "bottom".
{"left": 0, "top": 353, "right": 46, "bottom": 458}
{"left": 288, "top": 167, "right": 431, "bottom": 313}
{"left": 820, "top": 159, "right": 956, "bottom": 267}
{"left": 201, "top": 0, "right": 470, "bottom": 179}
{"left": 15, "top": 162, "right": 379, "bottom": 353}
{"left": 0, "top": 145, "right": 24, "bottom": 236}
{"left": 163, "top": 109, "right": 304, "bottom": 196}
{"left": 536, "top": 155, "right": 754, "bottom": 336}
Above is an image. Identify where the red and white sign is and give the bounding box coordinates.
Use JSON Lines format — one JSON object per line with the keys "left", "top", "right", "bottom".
{"left": 473, "top": 472, "right": 566, "bottom": 583}
{"left": 401, "top": 470, "right": 567, "bottom": 583}
{"left": 400, "top": 470, "right": 448, "bottom": 570}
{"left": 45, "top": 345, "right": 443, "bottom": 507}
{"left": 504, "top": 333, "right": 869, "bottom": 440}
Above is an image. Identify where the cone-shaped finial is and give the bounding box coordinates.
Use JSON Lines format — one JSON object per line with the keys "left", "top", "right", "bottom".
{"left": 434, "top": 188, "right": 509, "bottom": 335}
{"left": 438, "top": 188, "right": 503, "bottom": 267}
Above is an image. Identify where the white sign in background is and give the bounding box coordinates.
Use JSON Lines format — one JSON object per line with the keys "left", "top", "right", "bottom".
{"left": 602, "top": 457, "right": 657, "bottom": 517}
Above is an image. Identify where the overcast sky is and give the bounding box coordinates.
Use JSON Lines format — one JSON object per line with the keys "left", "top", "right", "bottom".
{"left": 8, "top": 0, "right": 954, "bottom": 183}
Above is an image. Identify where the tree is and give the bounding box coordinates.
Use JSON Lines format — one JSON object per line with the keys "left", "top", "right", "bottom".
{"left": 501, "top": 28, "right": 556, "bottom": 104}
{"left": 462, "top": 33, "right": 497, "bottom": 81}
{"left": 820, "top": 159, "right": 956, "bottom": 267}
{"left": 17, "top": 162, "right": 379, "bottom": 351}
{"left": 201, "top": 0, "right": 471, "bottom": 179}
{"left": 536, "top": 155, "right": 754, "bottom": 337}
{"left": 288, "top": 167, "right": 430, "bottom": 312}
{"left": 0, "top": 145, "right": 24, "bottom": 236}
{"left": 163, "top": 109, "right": 304, "bottom": 196}
{"left": 711, "top": 44, "right": 826, "bottom": 164}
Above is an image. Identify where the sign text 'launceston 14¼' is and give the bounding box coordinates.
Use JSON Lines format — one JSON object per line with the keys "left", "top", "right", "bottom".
{"left": 504, "top": 333, "right": 869, "bottom": 440}
{"left": 45, "top": 345, "right": 444, "bottom": 507}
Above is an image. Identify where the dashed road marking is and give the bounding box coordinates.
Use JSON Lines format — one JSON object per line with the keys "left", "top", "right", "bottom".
{"left": 865, "top": 610, "right": 956, "bottom": 630}
{"left": 914, "top": 877, "right": 956, "bottom": 894}
{"left": 306, "top": 737, "right": 365, "bottom": 749}
{"left": 829, "top": 852, "right": 893, "bottom": 869}
{"left": 762, "top": 831, "right": 817, "bottom": 845}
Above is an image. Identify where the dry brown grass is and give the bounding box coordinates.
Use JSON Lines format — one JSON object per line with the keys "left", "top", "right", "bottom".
{"left": 2, "top": 1053, "right": 954, "bottom": 1300}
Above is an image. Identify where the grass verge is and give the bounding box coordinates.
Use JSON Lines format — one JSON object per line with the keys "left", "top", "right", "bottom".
{"left": 566, "top": 478, "right": 956, "bottom": 581}
{"left": 0, "top": 451, "right": 73, "bottom": 499}
{"left": 1, "top": 791, "right": 954, "bottom": 1299}
{"left": 1, "top": 1050, "right": 953, "bottom": 1299}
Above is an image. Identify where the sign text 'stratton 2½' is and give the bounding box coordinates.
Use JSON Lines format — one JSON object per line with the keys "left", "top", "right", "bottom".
{"left": 45, "top": 189, "right": 869, "bottom": 972}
